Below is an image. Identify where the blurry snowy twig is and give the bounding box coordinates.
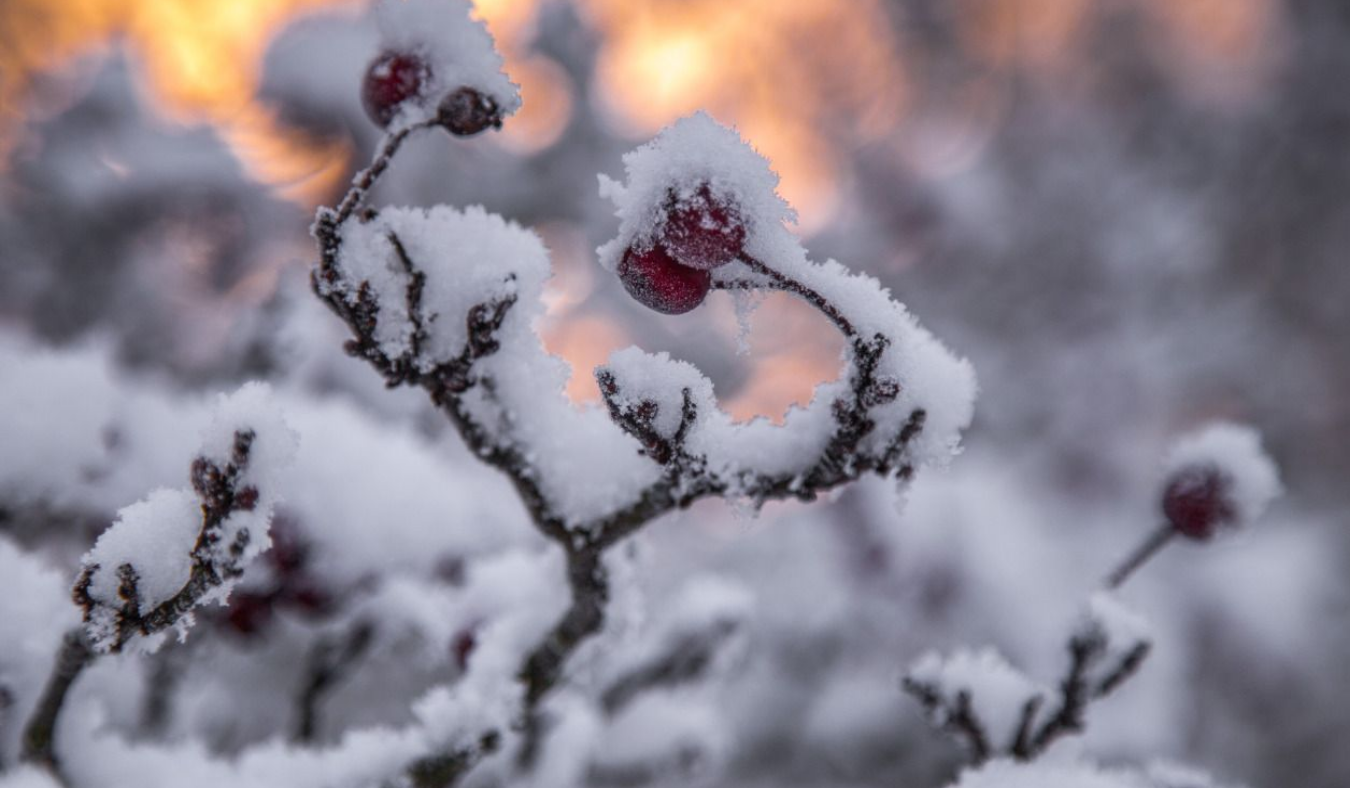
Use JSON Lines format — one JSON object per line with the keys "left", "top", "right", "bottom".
{"left": 293, "top": 619, "right": 376, "bottom": 743}
{"left": 903, "top": 593, "right": 1151, "bottom": 765}
{"left": 19, "top": 386, "right": 293, "bottom": 783}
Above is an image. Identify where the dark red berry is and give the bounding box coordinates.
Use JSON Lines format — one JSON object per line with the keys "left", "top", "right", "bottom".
{"left": 268, "top": 517, "right": 309, "bottom": 576}
{"left": 452, "top": 627, "right": 477, "bottom": 670}
{"left": 283, "top": 581, "right": 333, "bottom": 617}
{"left": 1162, "top": 465, "right": 1236, "bottom": 540}
{"left": 657, "top": 184, "right": 746, "bottom": 270}
{"left": 225, "top": 590, "right": 275, "bottom": 636}
{"left": 618, "top": 244, "right": 711, "bottom": 315}
{"left": 437, "top": 87, "right": 501, "bottom": 136}
{"left": 362, "top": 51, "right": 430, "bottom": 127}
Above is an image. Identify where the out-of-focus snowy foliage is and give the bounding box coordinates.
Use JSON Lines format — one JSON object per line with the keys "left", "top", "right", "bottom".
{"left": 0, "top": 1, "right": 1346, "bottom": 787}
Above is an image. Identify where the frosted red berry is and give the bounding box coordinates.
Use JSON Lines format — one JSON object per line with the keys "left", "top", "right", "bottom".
{"left": 438, "top": 87, "right": 502, "bottom": 136}
{"left": 619, "top": 244, "right": 711, "bottom": 315}
{"left": 1162, "top": 465, "right": 1235, "bottom": 540}
{"left": 362, "top": 51, "right": 429, "bottom": 127}
{"left": 657, "top": 183, "right": 746, "bottom": 270}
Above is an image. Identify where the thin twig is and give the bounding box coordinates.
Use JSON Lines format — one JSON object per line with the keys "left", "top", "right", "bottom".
{"left": 1105, "top": 525, "right": 1175, "bottom": 589}
{"left": 293, "top": 620, "right": 376, "bottom": 743}
{"left": 0, "top": 683, "right": 13, "bottom": 773}
{"left": 600, "top": 619, "right": 738, "bottom": 716}
{"left": 20, "top": 629, "right": 94, "bottom": 781}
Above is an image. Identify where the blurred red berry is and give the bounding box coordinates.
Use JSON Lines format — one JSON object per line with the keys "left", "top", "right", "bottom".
{"left": 437, "top": 87, "right": 501, "bottom": 136}
{"left": 1162, "top": 465, "right": 1235, "bottom": 540}
{"left": 618, "top": 244, "right": 711, "bottom": 315}
{"left": 284, "top": 581, "right": 333, "bottom": 617}
{"left": 657, "top": 184, "right": 746, "bottom": 270}
{"left": 362, "top": 51, "right": 429, "bottom": 127}
{"left": 452, "top": 628, "right": 477, "bottom": 670}
{"left": 225, "top": 590, "right": 275, "bottom": 636}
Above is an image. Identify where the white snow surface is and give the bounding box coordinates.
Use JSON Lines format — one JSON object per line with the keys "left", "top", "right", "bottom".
{"left": 596, "top": 111, "right": 793, "bottom": 273}
{"left": 373, "top": 0, "right": 520, "bottom": 129}
{"left": 1163, "top": 422, "right": 1281, "bottom": 527}
{"left": 946, "top": 758, "right": 1153, "bottom": 788}
{"left": 945, "top": 757, "right": 1234, "bottom": 788}
{"left": 0, "top": 766, "right": 63, "bottom": 788}
{"left": 83, "top": 487, "right": 200, "bottom": 616}
{"left": 1084, "top": 592, "right": 1152, "bottom": 651}
{"left": 907, "top": 647, "right": 1044, "bottom": 751}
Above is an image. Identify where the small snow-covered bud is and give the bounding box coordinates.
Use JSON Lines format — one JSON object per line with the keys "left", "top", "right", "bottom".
{"left": 1160, "top": 422, "right": 1280, "bottom": 540}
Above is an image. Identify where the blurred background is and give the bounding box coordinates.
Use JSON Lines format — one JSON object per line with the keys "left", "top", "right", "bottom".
{"left": 0, "top": 1, "right": 1347, "bottom": 786}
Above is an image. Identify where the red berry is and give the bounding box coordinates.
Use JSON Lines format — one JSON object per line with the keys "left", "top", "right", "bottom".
{"left": 283, "top": 581, "right": 333, "bottom": 617}
{"left": 618, "top": 244, "right": 711, "bottom": 315}
{"left": 1162, "top": 465, "right": 1236, "bottom": 540}
{"left": 437, "top": 87, "right": 501, "bottom": 137}
{"left": 452, "top": 627, "right": 477, "bottom": 670}
{"left": 362, "top": 51, "right": 430, "bottom": 127}
{"left": 657, "top": 184, "right": 746, "bottom": 270}
{"left": 225, "top": 590, "right": 275, "bottom": 636}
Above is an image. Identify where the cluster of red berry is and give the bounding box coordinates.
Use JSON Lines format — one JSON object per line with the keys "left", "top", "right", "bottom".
{"left": 364, "top": 49, "right": 750, "bottom": 317}
{"left": 618, "top": 184, "right": 747, "bottom": 315}
{"left": 224, "top": 519, "right": 331, "bottom": 636}
{"left": 362, "top": 51, "right": 502, "bottom": 136}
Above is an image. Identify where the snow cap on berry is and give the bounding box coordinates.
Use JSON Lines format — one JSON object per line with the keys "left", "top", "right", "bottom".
{"left": 371, "top": 0, "right": 520, "bottom": 130}
{"left": 597, "top": 112, "right": 792, "bottom": 273}
{"left": 1160, "top": 422, "right": 1281, "bottom": 539}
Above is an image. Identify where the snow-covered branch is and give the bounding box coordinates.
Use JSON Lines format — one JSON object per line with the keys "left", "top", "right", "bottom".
{"left": 904, "top": 593, "right": 1152, "bottom": 765}
{"left": 19, "top": 385, "right": 293, "bottom": 783}
{"left": 71, "top": 385, "right": 295, "bottom": 655}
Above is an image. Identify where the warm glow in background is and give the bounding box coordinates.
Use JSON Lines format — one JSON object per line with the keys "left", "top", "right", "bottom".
{"left": 0, "top": 0, "right": 1286, "bottom": 418}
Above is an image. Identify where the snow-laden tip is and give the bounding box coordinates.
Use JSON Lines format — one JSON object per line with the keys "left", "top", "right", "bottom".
{"left": 1164, "top": 422, "right": 1281, "bottom": 527}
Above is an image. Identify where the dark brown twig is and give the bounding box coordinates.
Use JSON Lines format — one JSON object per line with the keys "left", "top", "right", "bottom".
{"left": 1105, "top": 524, "right": 1175, "bottom": 589}
{"left": 600, "top": 619, "right": 739, "bottom": 716}
{"left": 20, "top": 629, "right": 94, "bottom": 781}
{"left": 901, "top": 678, "right": 992, "bottom": 764}
{"left": 293, "top": 620, "right": 376, "bottom": 743}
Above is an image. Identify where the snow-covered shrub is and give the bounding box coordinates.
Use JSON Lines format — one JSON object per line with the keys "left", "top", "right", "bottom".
{"left": 0, "top": 3, "right": 1306, "bottom": 788}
